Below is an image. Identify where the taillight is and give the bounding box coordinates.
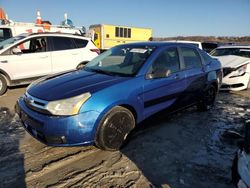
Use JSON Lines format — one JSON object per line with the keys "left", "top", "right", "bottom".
{"left": 90, "top": 49, "right": 100, "bottom": 55}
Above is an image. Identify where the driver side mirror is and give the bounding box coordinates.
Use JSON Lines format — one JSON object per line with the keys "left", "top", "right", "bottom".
{"left": 12, "top": 47, "right": 22, "bottom": 55}
{"left": 146, "top": 69, "right": 171, "bottom": 79}
{"left": 146, "top": 73, "right": 154, "bottom": 79}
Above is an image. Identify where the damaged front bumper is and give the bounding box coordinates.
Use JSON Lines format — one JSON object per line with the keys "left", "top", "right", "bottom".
{"left": 220, "top": 69, "right": 250, "bottom": 91}
{"left": 15, "top": 96, "right": 100, "bottom": 146}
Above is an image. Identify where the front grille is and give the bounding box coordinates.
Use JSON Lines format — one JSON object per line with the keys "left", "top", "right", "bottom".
{"left": 221, "top": 83, "right": 244, "bottom": 89}
{"left": 223, "top": 68, "right": 235, "bottom": 77}
{"left": 24, "top": 92, "right": 51, "bottom": 114}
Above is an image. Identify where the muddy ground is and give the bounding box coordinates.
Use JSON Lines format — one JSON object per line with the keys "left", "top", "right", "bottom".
{"left": 0, "top": 87, "right": 249, "bottom": 188}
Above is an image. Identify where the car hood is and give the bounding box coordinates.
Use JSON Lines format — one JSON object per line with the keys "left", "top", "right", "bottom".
{"left": 216, "top": 55, "right": 250, "bottom": 68}
{"left": 27, "top": 70, "right": 130, "bottom": 101}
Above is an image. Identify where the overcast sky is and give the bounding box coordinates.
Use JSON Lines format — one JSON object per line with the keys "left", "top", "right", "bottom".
{"left": 1, "top": 0, "right": 250, "bottom": 37}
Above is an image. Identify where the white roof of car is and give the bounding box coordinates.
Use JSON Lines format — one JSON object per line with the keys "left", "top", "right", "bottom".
{"left": 216, "top": 45, "right": 250, "bottom": 49}
{"left": 25, "top": 32, "right": 90, "bottom": 40}
{"left": 165, "top": 40, "right": 201, "bottom": 44}
{"left": 164, "top": 40, "right": 202, "bottom": 49}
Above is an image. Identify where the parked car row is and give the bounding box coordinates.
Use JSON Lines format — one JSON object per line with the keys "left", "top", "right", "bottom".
{"left": 0, "top": 32, "right": 248, "bottom": 151}
{"left": 1, "top": 34, "right": 249, "bottom": 95}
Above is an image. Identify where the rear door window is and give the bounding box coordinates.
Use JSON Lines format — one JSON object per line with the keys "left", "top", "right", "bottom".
{"left": 73, "top": 38, "right": 88, "bottom": 48}
{"left": 180, "top": 47, "right": 202, "bottom": 69}
{"left": 51, "top": 37, "right": 76, "bottom": 51}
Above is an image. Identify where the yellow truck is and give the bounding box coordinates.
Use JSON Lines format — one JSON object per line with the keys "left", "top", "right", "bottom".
{"left": 87, "top": 24, "right": 152, "bottom": 50}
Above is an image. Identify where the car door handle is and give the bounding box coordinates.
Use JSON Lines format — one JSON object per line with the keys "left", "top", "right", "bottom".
{"left": 0, "top": 60, "right": 8, "bottom": 63}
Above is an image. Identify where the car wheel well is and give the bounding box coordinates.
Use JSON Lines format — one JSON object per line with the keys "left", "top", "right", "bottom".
{"left": 119, "top": 104, "right": 137, "bottom": 122}
{"left": 0, "top": 71, "right": 10, "bottom": 85}
{"left": 95, "top": 105, "right": 135, "bottom": 150}
{"left": 211, "top": 82, "right": 218, "bottom": 92}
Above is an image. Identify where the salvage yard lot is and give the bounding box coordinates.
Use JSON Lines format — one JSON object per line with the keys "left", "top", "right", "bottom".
{"left": 0, "top": 87, "right": 250, "bottom": 187}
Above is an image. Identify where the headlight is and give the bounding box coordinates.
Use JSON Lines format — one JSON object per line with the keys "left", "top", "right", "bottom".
{"left": 230, "top": 64, "right": 248, "bottom": 78}
{"left": 46, "top": 93, "right": 91, "bottom": 116}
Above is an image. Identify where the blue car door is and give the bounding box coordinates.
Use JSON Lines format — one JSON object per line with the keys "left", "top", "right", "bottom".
{"left": 143, "top": 47, "right": 187, "bottom": 119}
{"left": 179, "top": 47, "right": 206, "bottom": 104}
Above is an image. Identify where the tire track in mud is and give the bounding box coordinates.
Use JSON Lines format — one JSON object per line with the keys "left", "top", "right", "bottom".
{"left": 25, "top": 147, "right": 150, "bottom": 188}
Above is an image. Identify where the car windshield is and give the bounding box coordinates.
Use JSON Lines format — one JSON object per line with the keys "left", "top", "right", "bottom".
{"left": 210, "top": 47, "right": 250, "bottom": 58}
{"left": 201, "top": 42, "right": 218, "bottom": 53}
{"left": 85, "top": 45, "right": 155, "bottom": 76}
{"left": 0, "top": 34, "right": 28, "bottom": 50}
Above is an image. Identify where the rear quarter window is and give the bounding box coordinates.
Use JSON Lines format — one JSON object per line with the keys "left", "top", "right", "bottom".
{"left": 51, "top": 37, "right": 75, "bottom": 51}
{"left": 73, "top": 38, "right": 88, "bottom": 48}
{"left": 201, "top": 43, "right": 218, "bottom": 53}
{"left": 181, "top": 47, "right": 202, "bottom": 69}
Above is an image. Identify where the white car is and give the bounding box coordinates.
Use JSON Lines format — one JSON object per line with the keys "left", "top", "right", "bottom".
{"left": 210, "top": 46, "right": 250, "bottom": 91}
{"left": 0, "top": 33, "right": 99, "bottom": 95}
{"left": 165, "top": 40, "right": 218, "bottom": 53}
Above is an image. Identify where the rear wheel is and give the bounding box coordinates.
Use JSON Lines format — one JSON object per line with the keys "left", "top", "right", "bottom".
{"left": 197, "top": 84, "right": 217, "bottom": 111}
{"left": 95, "top": 106, "right": 135, "bottom": 151}
{"left": 0, "top": 74, "right": 7, "bottom": 96}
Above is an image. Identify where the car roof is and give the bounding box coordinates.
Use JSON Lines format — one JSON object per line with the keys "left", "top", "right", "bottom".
{"left": 164, "top": 40, "right": 201, "bottom": 44}
{"left": 22, "top": 32, "right": 90, "bottom": 40}
{"left": 216, "top": 45, "right": 250, "bottom": 49}
{"left": 116, "top": 41, "right": 200, "bottom": 48}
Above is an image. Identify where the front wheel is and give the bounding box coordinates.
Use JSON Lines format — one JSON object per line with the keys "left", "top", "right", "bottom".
{"left": 95, "top": 106, "right": 135, "bottom": 151}
{"left": 197, "top": 85, "right": 217, "bottom": 111}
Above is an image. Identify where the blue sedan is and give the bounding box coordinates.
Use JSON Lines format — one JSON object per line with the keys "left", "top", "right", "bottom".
{"left": 16, "top": 42, "right": 222, "bottom": 150}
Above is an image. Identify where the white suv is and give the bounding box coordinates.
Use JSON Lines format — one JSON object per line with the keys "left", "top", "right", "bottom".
{"left": 0, "top": 33, "right": 99, "bottom": 95}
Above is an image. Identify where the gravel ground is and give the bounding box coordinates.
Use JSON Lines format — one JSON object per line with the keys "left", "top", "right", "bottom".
{"left": 0, "top": 87, "right": 249, "bottom": 188}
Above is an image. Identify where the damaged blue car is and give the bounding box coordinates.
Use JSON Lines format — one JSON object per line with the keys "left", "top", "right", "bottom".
{"left": 16, "top": 42, "right": 222, "bottom": 150}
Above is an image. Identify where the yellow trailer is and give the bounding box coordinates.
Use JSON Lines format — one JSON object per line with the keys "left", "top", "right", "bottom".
{"left": 88, "top": 24, "right": 152, "bottom": 50}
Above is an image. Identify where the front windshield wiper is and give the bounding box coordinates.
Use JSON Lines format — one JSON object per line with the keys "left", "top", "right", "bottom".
{"left": 84, "top": 67, "right": 132, "bottom": 77}
{"left": 84, "top": 67, "right": 116, "bottom": 76}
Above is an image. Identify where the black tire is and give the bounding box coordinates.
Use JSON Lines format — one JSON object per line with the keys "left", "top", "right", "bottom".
{"left": 0, "top": 74, "right": 7, "bottom": 96}
{"left": 95, "top": 106, "right": 135, "bottom": 151}
{"left": 197, "top": 85, "right": 217, "bottom": 111}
